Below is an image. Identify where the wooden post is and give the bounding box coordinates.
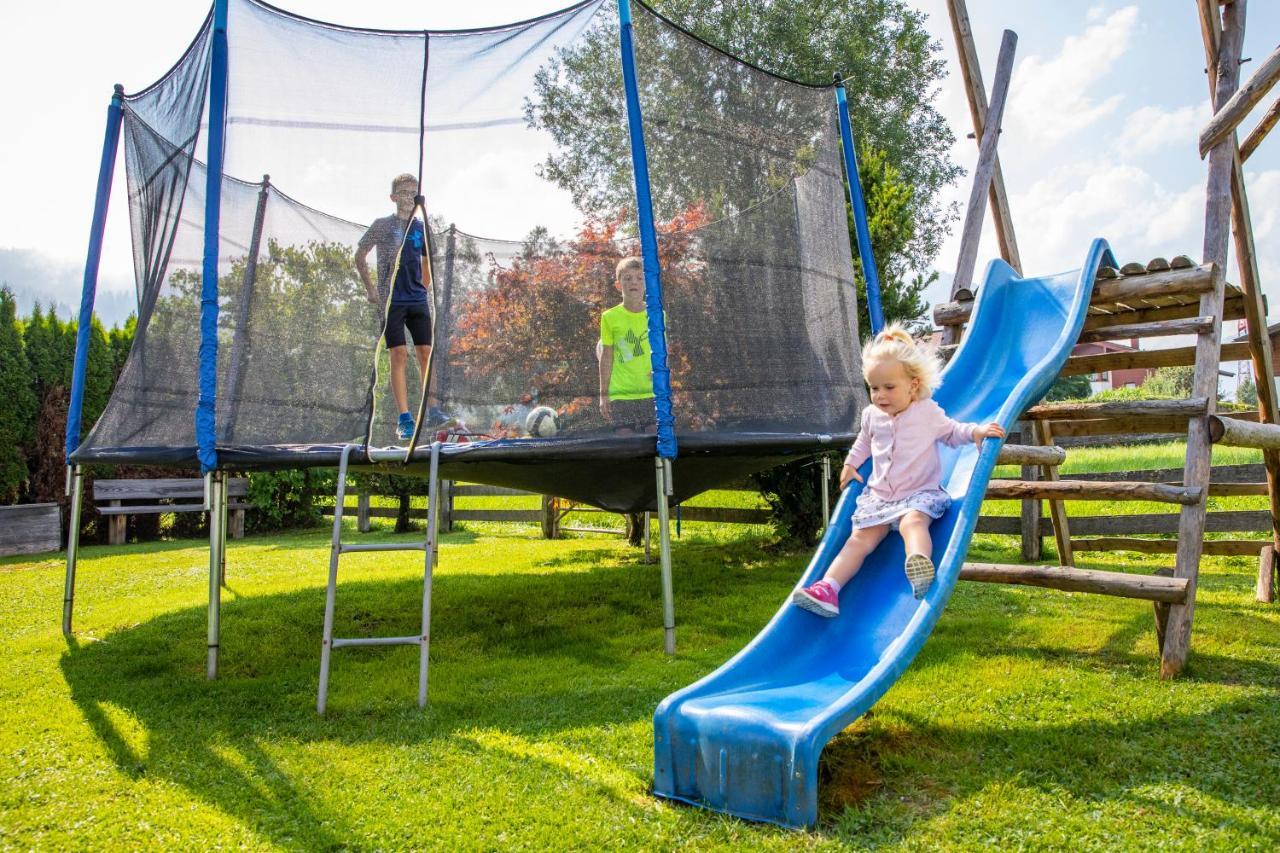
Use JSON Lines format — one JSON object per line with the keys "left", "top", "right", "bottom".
{"left": 945, "top": 29, "right": 1018, "bottom": 347}
{"left": 1019, "top": 421, "right": 1041, "bottom": 562}
{"left": 1163, "top": 0, "right": 1247, "bottom": 680}
{"left": 1240, "top": 96, "right": 1280, "bottom": 161}
{"left": 1197, "top": 0, "right": 1280, "bottom": 559}
{"left": 107, "top": 500, "right": 126, "bottom": 545}
{"left": 541, "top": 495, "right": 560, "bottom": 540}
{"left": 356, "top": 490, "right": 371, "bottom": 533}
{"left": 945, "top": 0, "right": 1022, "bottom": 274}
{"left": 1257, "top": 545, "right": 1275, "bottom": 603}
{"left": 1198, "top": 42, "right": 1280, "bottom": 156}
{"left": 229, "top": 508, "right": 245, "bottom": 539}
{"left": 1152, "top": 568, "right": 1175, "bottom": 654}
{"left": 1036, "top": 421, "right": 1073, "bottom": 566}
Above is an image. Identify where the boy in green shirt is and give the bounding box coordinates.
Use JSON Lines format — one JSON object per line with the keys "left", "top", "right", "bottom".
{"left": 598, "top": 256, "right": 656, "bottom": 434}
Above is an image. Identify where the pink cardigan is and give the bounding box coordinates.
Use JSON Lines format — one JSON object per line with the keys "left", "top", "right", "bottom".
{"left": 844, "top": 398, "right": 980, "bottom": 502}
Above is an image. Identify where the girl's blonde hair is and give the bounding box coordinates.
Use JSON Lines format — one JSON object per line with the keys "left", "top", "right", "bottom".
{"left": 862, "top": 323, "right": 942, "bottom": 399}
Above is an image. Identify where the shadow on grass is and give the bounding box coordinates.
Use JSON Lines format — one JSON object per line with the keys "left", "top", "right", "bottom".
{"left": 58, "top": 540, "right": 799, "bottom": 846}
{"left": 821, "top": 690, "right": 1280, "bottom": 842}
{"left": 57, "top": 532, "right": 1277, "bottom": 844}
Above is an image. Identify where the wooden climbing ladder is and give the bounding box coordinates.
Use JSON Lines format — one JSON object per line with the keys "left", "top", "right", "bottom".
{"left": 935, "top": 0, "right": 1280, "bottom": 677}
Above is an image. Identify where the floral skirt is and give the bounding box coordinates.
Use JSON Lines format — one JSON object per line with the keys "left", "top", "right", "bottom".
{"left": 851, "top": 487, "right": 952, "bottom": 531}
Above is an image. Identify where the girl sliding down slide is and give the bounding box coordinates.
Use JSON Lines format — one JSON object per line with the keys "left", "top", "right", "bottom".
{"left": 794, "top": 324, "right": 1004, "bottom": 616}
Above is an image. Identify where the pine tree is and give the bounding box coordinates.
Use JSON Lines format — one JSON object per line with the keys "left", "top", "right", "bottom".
{"left": 74, "top": 317, "right": 115, "bottom": 440}
{"left": 108, "top": 314, "right": 136, "bottom": 378}
{"left": 0, "top": 288, "right": 37, "bottom": 502}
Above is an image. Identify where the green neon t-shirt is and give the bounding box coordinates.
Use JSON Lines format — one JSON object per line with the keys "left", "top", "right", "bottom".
{"left": 600, "top": 303, "right": 655, "bottom": 401}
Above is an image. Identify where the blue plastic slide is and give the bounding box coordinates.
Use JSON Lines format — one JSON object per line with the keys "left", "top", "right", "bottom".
{"left": 653, "top": 240, "right": 1116, "bottom": 828}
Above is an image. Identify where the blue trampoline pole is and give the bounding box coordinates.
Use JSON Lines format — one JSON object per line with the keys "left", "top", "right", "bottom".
{"left": 834, "top": 74, "right": 885, "bottom": 335}
{"left": 198, "top": 0, "right": 230, "bottom": 475}
{"left": 66, "top": 84, "right": 125, "bottom": 464}
{"left": 617, "top": 0, "right": 676, "bottom": 460}
{"left": 201, "top": 0, "right": 231, "bottom": 681}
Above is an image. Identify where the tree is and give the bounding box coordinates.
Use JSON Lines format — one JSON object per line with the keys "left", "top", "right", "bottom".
{"left": 1237, "top": 376, "right": 1258, "bottom": 407}
{"left": 450, "top": 211, "right": 708, "bottom": 433}
{"left": 79, "top": 317, "right": 115, "bottom": 439}
{"left": 108, "top": 314, "right": 136, "bottom": 378}
{"left": 852, "top": 148, "right": 932, "bottom": 332}
{"left": 1143, "top": 366, "right": 1195, "bottom": 399}
{"left": 22, "top": 303, "right": 70, "bottom": 396}
{"left": 1044, "top": 374, "right": 1092, "bottom": 402}
{"left": 0, "top": 288, "right": 36, "bottom": 502}
{"left": 527, "top": 0, "right": 957, "bottom": 327}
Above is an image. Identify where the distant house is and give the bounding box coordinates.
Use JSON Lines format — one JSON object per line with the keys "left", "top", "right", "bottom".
{"left": 929, "top": 330, "right": 1155, "bottom": 395}
{"left": 1071, "top": 339, "right": 1152, "bottom": 395}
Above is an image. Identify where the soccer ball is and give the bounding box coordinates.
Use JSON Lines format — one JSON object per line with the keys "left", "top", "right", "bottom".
{"left": 525, "top": 406, "right": 559, "bottom": 438}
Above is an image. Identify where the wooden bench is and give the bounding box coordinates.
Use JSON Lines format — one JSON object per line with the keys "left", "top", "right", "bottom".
{"left": 0, "top": 503, "right": 61, "bottom": 556}
{"left": 93, "top": 478, "right": 251, "bottom": 545}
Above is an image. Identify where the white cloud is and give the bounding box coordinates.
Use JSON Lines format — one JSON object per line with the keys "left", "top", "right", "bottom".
{"left": 1007, "top": 5, "right": 1139, "bottom": 146}
{"left": 1116, "top": 101, "right": 1210, "bottom": 156}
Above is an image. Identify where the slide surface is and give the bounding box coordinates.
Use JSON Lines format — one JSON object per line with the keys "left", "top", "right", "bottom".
{"left": 653, "top": 239, "right": 1115, "bottom": 828}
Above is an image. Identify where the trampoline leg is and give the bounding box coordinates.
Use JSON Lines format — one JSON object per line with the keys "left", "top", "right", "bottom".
{"left": 318, "top": 445, "right": 354, "bottom": 714}
{"left": 207, "top": 471, "right": 225, "bottom": 680}
{"left": 655, "top": 457, "right": 675, "bottom": 655}
{"left": 62, "top": 465, "right": 84, "bottom": 635}
{"left": 419, "top": 441, "right": 441, "bottom": 708}
{"left": 821, "top": 455, "right": 831, "bottom": 530}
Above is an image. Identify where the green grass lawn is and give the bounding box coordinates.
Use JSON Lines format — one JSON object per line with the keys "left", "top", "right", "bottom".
{"left": 2, "top": 445, "right": 1278, "bottom": 848}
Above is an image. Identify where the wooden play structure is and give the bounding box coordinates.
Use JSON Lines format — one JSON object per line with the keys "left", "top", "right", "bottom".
{"left": 936, "top": 0, "right": 1280, "bottom": 677}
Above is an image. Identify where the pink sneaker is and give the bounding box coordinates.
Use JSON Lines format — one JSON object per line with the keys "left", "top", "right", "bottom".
{"left": 792, "top": 580, "right": 840, "bottom": 617}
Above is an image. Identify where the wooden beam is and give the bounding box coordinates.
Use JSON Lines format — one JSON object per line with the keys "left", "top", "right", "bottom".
{"left": 1259, "top": 545, "right": 1276, "bottom": 603}
{"left": 936, "top": 289, "right": 1244, "bottom": 327}
{"left": 1019, "top": 442, "right": 1042, "bottom": 561}
{"left": 1199, "top": 0, "right": 1280, "bottom": 568}
{"left": 1039, "top": 410, "right": 1257, "bottom": 438}
{"left": 946, "top": 29, "right": 1017, "bottom": 347}
{"left": 976, "top": 509, "right": 1271, "bottom": 536}
{"left": 1209, "top": 414, "right": 1280, "bottom": 449}
{"left": 945, "top": 0, "right": 1021, "bottom": 274}
{"left": 1199, "top": 41, "right": 1280, "bottom": 156}
{"left": 1091, "top": 264, "right": 1214, "bottom": 304}
{"left": 1076, "top": 316, "right": 1215, "bottom": 344}
{"left": 1035, "top": 421, "right": 1073, "bottom": 566}
{"left": 996, "top": 443, "right": 1066, "bottom": 467}
{"left": 1164, "top": 0, "right": 1247, "bottom": 680}
{"left": 675, "top": 506, "right": 771, "bottom": 524}
{"left": 1059, "top": 462, "right": 1264, "bottom": 484}
{"left": 1024, "top": 398, "right": 1208, "bottom": 420}
{"left": 985, "top": 479, "right": 1201, "bottom": 505}
{"left": 1240, "top": 95, "right": 1280, "bottom": 160}
{"left": 958, "top": 562, "right": 1189, "bottom": 603}
{"left": 1060, "top": 340, "right": 1251, "bottom": 376}
{"left": 1072, "top": 537, "right": 1267, "bottom": 557}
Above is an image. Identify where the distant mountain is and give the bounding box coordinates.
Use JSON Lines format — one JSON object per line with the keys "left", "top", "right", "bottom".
{"left": 0, "top": 248, "right": 136, "bottom": 327}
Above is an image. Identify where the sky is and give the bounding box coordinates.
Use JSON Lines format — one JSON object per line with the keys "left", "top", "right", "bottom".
{"left": 1, "top": 0, "right": 1278, "bottom": 390}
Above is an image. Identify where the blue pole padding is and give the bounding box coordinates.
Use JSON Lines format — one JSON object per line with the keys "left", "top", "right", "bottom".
{"left": 66, "top": 85, "right": 126, "bottom": 462}
{"left": 617, "top": 0, "right": 677, "bottom": 459}
{"left": 197, "top": 0, "right": 230, "bottom": 472}
{"left": 834, "top": 79, "right": 885, "bottom": 335}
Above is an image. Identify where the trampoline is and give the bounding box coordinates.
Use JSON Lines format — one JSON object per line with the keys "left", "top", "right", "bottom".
{"left": 63, "top": 0, "right": 882, "bottom": 678}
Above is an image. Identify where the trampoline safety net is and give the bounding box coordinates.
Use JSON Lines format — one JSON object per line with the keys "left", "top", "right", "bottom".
{"left": 77, "top": 0, "right": 867, "bottom": 472}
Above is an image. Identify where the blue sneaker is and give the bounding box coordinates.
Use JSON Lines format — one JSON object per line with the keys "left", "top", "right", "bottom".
{"left": 396, "top": 413, "right": 415, "bottom": 441}
{"left": 425, "top": 406, "right": 457, "bottom": 430}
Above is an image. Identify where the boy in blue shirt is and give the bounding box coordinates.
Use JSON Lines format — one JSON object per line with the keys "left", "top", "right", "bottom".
{"left": 355, "top": 173, "right": 450, "bottom": 440}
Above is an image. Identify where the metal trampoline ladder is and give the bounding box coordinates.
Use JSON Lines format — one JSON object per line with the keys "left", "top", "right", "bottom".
{"left": 317, "top": 442, "right": 442, "bottom": 714}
